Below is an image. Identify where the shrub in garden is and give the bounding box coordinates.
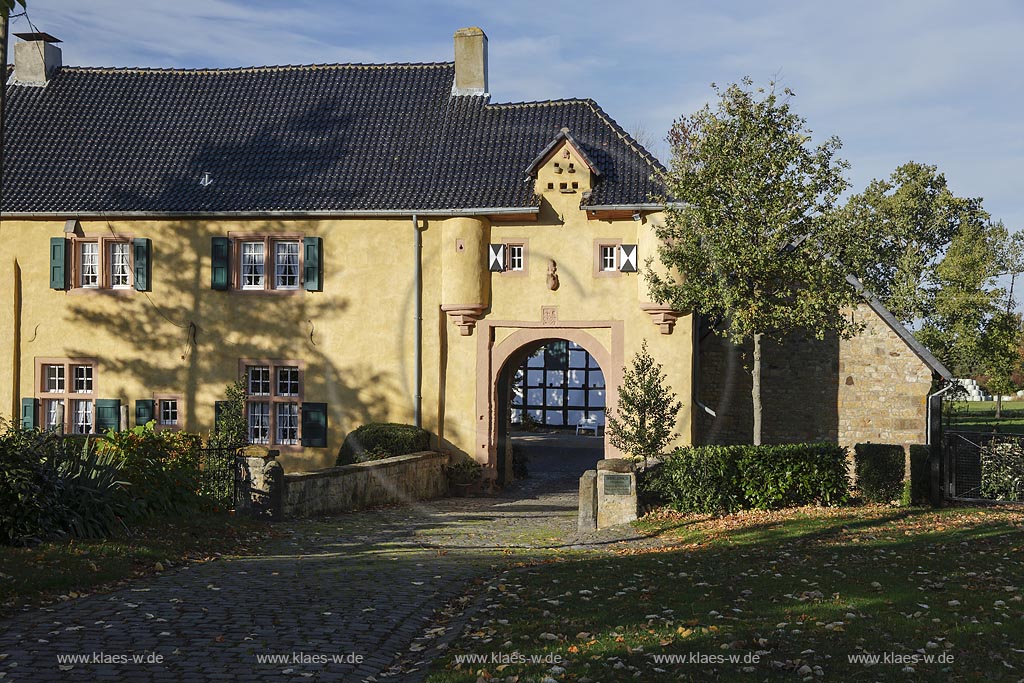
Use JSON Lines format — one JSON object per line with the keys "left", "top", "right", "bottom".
{"left": 336, "top": 423, "right": 431, "bottom": 464}
{"left": 641, "top": 443, "right": 849, "bottom": 513}
{"left": 979, "top": 438, "right": 1024, "bottom": 501}
{"left": 738, "top": 444, "right": 849, "bottom": 509}
{"left": 854, "top": 443, "right": 905, "bottom": 503}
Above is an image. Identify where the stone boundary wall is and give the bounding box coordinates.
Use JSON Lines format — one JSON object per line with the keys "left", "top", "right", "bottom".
{"left": 283, "top": 451, "right": 450, "bottom": 518}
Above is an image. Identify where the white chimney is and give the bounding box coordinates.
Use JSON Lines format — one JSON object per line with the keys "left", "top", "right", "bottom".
{"left": 13, "top": 32, "right": 62, "bottom": 86}
{"left": 452, "top": 27, "right": 488, "bottom": 96}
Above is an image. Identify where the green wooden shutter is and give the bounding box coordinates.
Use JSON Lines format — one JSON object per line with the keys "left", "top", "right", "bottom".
{"left": 214, "top": 401, "right": 228, "bottom": 433}
{"left": 49, "top": 237, "right": 67, "bottom": 290}
{"left": 133, "top": 238, "right": 152, "bottom": 291}
{"left": 94, "top": 399, "right": 121, "bottom": 433}
{"left": 301, "top": 402, "right": 328, "bottom": 447}
{"left": 303, "top": 237, "right": 322, "bottom": 292}
{"left": 21, "top": 398, "right": 38, "bottom": 429}
{"left": 211, "top": 237, "right": 231, "bottom": 290}
{"left": 135, "top": 399, "right": 155, "bottom": 426}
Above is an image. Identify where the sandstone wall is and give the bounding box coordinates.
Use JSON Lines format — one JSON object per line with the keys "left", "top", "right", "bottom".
{"left": 283, "top": 451, "right": 449, "bottom": 518}
{"left": 697, "top": 306, "right": 934, "bottom": 451}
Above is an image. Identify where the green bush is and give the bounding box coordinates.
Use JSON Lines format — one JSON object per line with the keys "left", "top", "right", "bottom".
{"left": 979, "top": 438, "right": 1024, "bottom": 501}
{"left": 641, "top": 445, "right": 743, "bottom": 514}
{"left": 641, "top": 443, "right": 849, "bottom": 514}
{"left": 854, "top": 443, "right": 905, "bottom": 503}
{"left": 908, "top": 445, "right": 932, "bottom": 505}
{"left": 0, "top": 423, "right": 129, "bottom": 544}
{"left": 100, "top": 423, "right": 205, "bottom": 518}
{"left": 336, "top": 423, "right": 431, "bottom": 465}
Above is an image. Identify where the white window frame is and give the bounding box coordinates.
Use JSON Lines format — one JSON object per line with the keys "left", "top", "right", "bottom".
{"left": 35, "top": 358, "right": 97, "bottom": 434}
{"left": 109, "top": 241, "right": 132, "bottom": 289}
{"left": 274, "top": 241, "right": 301, "bottom": 290}
{"left": 276, "top": 402, "right": 299, "bottom": 445}
{"left": 248, "top": 402, "right": 270, "bottom": 444}
{"left": 241, "top": 241, "right": 266, "bottom": 290}
{"left": 71, "top": 399, "right": 93, "bottom": 435}
{"left": 241, "top": 359, "right": 305, "bottom": 448}
{"left": 80, "top": 241, "right": 100, "bottom": 288}
{"left": 600, "top": 245, "right": 617, "bottom": 272}
{"left": 159, "top": 399, "right": 179, "bottom": 426}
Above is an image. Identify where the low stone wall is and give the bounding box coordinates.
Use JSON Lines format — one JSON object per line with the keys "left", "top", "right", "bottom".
{"left": 283, "top": 451, "right": 449, "bottom": 518}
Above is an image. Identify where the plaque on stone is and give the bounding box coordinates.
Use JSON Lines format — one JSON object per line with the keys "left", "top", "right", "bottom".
{"left": 603, "top": 473, "right": 632, "bottom": 496}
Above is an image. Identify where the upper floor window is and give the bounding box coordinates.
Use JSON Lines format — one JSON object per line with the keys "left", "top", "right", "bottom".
{"left": 233, "top": 237, "right": 303, "bottom": 292}
{"left": 507, "top": 244, "right": 525, "bottom": 272}
{"left": 72, "top": 236, "right": 138, "bottom": 290}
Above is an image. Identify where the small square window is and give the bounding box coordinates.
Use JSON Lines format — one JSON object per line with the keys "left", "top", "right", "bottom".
{"left": 160, "top": 399, "right": 179, "bottom": 426}
{"left": 600, "top": 245, "right": 618, "bottom": 272}
{"left": 507, "top": 244, "right": 524, "bottom": 272}
{"left": 73, "top": 365, "right": 93, "bottom": 393}
{"left": 277, "top": 367, "right": 300, "bottom": 396}
{"left": 45, "top": 364, "right": 66, "bottom": 393}
{"left": 248, "top": 366, "right": 271, "bottom": 396}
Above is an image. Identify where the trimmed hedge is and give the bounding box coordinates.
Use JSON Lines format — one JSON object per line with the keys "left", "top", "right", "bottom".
{"left": 907, "top": 445, "right": 931, "bottom": 506}
{"left": 336, "top": 423, "right": 431, "bottom": 465}
{"left": 854, "top": 443, "right": 905, "bottom": 503}
{"left": 641, "top": 443, "right": 849, "bottom": 514}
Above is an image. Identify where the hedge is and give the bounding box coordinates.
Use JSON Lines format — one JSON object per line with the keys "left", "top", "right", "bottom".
{"left": 336, "top": 423, "right": 431, "bottom": 465}
{"left": 640, "top": 443, "right": 849, "bottom": 514}
{"left": 854, "top": 443, "right": 905, "bottom": 503}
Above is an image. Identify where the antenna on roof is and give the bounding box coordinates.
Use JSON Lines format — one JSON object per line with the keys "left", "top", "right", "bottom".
{"left": 199, "top": 171, "right": 213, "bottom": 187}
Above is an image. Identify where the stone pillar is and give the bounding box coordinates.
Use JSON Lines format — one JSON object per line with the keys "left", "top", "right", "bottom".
{"left": 577, "top": 470, "right": 597, "bottom": 533}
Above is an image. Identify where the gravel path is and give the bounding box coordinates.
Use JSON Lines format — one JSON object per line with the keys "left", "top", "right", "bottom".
{"left": 0, "top": 434, "right": 626, "bottom": 682}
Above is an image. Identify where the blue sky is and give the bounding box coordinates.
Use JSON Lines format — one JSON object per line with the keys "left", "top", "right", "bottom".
{"left": 12, "top": 0, "right": 1024, "bottom": 232}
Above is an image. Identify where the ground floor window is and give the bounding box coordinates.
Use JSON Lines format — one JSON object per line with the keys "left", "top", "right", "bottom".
{"left": 36, "top": 358, "right": 97, "bottom": 433}
{"left": 241, "top": 359, "right": 304, "bottom": 447}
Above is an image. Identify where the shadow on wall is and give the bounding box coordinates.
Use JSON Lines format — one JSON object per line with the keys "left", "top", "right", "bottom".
{"left": 57, "top": 106, "right": 406, "bottom": 466}
{"left": 697, "top": 325, "right": 840, "bottom": 445}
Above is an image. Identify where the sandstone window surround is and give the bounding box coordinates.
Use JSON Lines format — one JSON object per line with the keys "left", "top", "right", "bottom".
{"left": 34, "top": 357, "right": 98, "bottom": 434}
{"left": 593, "top": 238, "right": 623, "bottom": 278}
{"left": 499, "top": 238, "right": 529, "bottom": 277}
{"left": 156, "top": 394, "right": 183, "bottom": 430}
{"left": 218, "top": 233, "right": 321, "bottom": 294}
{"left": 69, "top": 234, "right": 137, "bottom": 292}
{"left": 241, "top": 359, "right": 305, "bottom": 449}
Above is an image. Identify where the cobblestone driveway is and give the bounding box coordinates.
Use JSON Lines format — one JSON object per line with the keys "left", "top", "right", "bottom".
{"left": 0, "top": 434, "right": 608, "bottom": 682}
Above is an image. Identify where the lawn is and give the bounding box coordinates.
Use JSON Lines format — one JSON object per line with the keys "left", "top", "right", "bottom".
{"left": 949, "top": 400, "right": 1024, "bottom": 434}
{"left": 0, "top": 514, "right": 272, "bottom": 613}
{"left": 429, "top": 505, "right": 1024, "bottom": 682}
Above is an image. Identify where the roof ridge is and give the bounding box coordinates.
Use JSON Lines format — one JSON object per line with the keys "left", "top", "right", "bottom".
{"left": 485, "top": 97, "right": 598, "bottom": 109}
{"left": 59, "top": 62, "right": 454, "bottom": 75}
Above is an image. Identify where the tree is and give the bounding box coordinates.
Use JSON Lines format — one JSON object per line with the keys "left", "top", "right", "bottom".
{"left": 649, "top": 79, "right": 860, "bottom": 445}
{"left": 207, "top": 380, "right": 249, "bottom": 450}
{"left": 979, "top": 311, "right": 1024, "bottom": 419}
{"left": 841, "top": 162, "right": 992, "bottom": 324}
{"left": 606, "top": 341, "right": 682, "bottom": 466}
{"left": 915, "top": 219, "right": 1008, "bottom": 378}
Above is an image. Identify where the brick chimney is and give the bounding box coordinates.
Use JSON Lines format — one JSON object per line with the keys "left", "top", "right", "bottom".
{"left": 13, "top": 32, "right": 62, "bottom": 86}
{"left": 452, "top": 27, "right": 488, "bottom": 96}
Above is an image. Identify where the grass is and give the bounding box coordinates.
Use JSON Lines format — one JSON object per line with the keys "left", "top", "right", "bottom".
{"left": 428, "top": 505, "right": 1024, "bottom": 682}
{"left": 948, "top": 400, "right": 1024, "bottom": 434}
{"left": 0, "top": 514, "right": 273, "bottom": 613}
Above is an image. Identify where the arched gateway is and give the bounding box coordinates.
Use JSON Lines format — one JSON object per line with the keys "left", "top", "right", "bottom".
{"left": 475, "top": 320, "right": 624, "bottom": 484}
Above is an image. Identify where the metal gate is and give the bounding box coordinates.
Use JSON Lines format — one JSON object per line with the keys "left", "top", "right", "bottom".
{"left": 197, "top": 446, "right": 241, "bottom": 509}
{"left": 944, "top": 431, "right": 1024, "bottom": 503}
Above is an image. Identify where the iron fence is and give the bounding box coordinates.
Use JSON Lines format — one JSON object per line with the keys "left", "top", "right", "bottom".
{"left": 943, "top": 431, "right": 1024, "bottom": 503}
{"left": 197, "top": 446, "right": 240, "bottom": 509}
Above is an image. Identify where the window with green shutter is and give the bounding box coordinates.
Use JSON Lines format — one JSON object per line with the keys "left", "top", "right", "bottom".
{"left": 135, "top": 399, "right": 155, "bottom": 426}
{"left": 50, "top": 237, "right": 67, "bottom": 290}
{"left": 303, "top": 237, "right": 322, "bottom": 291}
{"left": 301, "top": 402, "right": 328, "bottom": 447}
{"left": 94, "top": 399, "right": 121, "bottom": 433}
{"left": 133, "top": 238, "right": 152, "bottom": 291}
{"left": 211, "top": 237, "right": 231, "bottom": 290}
{"left": 21, "top": 398, "right": 38, "bottom": 429}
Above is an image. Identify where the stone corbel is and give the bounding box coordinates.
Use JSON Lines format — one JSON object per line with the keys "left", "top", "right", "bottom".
{"left": 441, "top": 304, "right": 486, "bottom": 336}
{"left": 640, "top": 303, "right": 683, "bottom": 334}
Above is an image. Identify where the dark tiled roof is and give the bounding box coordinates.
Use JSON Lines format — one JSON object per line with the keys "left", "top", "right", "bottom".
{"left": 1, "top": 63, "right": 664, "bottom": 214}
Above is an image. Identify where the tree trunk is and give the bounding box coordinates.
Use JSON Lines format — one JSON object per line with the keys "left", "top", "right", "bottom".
{"left": 996, "top": 394, "right": 1003, "bottom": 420}
{"left": 752, "top": 332, "right": 763, "bottom": 445}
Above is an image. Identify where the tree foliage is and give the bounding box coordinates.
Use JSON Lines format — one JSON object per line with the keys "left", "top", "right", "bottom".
{"left": 208, "top": 379, "right": 248, "bottom": 450}
{"left": 607, "top": 341, "right": 681, "bottom": 466}
{"left": 650, "top": 79, "right": 860, "bottom": 444}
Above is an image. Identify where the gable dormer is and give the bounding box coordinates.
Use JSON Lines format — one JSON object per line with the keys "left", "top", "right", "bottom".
{"left": 526, "top": 128, "right": 600, "bottom": 202}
